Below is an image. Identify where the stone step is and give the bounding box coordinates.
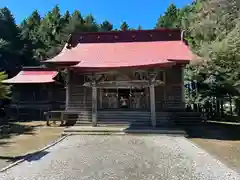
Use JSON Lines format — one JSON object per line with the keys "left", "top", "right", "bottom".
{"left": 98, "top": 111, "right": 150, "bottom": 113}
{"left": 76, "top": 120, "right": 151, "bottom": 125}
{"left": 76, "top": 119, "right": 152, "bottom": 127}
{"left": 63, "top": 126, "right": 186, "bottom": 136}
{"left": 76, "top": 121, "right": 92, "bottom": 125}
{"left": 97, "top": 119, "right": 150, "bottom": 121}
{"left": 97, "top": 116, "right": 150, "bottom": 118}
{"left": 99, "top": 121, "right": 150, "bottom": 125}
{"left": 101, "top": 113, "right": 149, "bottom": 116}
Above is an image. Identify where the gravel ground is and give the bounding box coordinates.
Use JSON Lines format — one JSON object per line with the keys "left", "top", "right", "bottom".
{"left": 0, "top": 160, "right": 10, "bottom": 170}
{"left": 0, "top": 135, "right": 239, "bottom": 180}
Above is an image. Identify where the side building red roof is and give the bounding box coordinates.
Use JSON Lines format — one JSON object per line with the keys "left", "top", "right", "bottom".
{"left": 2, "top": 68, "right": 58, "bottom": 84}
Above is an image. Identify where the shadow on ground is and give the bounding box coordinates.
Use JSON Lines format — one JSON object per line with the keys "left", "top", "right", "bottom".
{"left": 0, "top": 123, "right": 39, "bottom": 140}
{"left": 0, "top": 122, "right": 50, "bottom": 165}
{"left": 123, "top": 124, "right": 186, "bottom": 136}
{"left": 123, "top": 121, "right": 240, "bottom": 140}
{"left": 0, "top": 150, "right": 49, "bottom": 164}
{"left": 0, "top": 141, "right": 12, "bottom": 146}
{"left": 184, "top": 122, "right": 240, "bottom": 141}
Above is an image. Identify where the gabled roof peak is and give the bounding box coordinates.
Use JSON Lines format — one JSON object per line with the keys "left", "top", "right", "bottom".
{"left": 68, "top": 29, "right": 183, "bottom": 48}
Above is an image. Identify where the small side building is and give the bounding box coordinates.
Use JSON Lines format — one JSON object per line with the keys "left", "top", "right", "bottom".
{"left": 3, "top": 67, "right": 65, "bottom": 120}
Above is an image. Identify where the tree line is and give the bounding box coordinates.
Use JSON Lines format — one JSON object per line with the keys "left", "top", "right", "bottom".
{"left": 0, "top": 6, "right": 142, "bottom": 77}
{"left": 0, "top": 0, "right": 239, "bottom": 120}
{"left": 156, "top": 0, "right": 240, "bottom": 119}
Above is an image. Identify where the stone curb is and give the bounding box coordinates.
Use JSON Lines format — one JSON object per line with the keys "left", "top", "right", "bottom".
{"left": 0, "top": 135, "right": 68, "bottom": 173}
{"left": 62, "top": 132, "right": 126, "bottom": 136}
{"left": 62, "top": 131, "right": 186, "bottom": 136}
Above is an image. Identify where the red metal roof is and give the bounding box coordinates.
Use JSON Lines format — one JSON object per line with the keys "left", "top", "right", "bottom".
{"left": 44, "top": 29, "right": 195, "bottom": 68}
{"left": 46, "top": 41, "right": 193, "bottom": 68}
{"left": 2, "top": 70, "right": 58, "bottom": 84}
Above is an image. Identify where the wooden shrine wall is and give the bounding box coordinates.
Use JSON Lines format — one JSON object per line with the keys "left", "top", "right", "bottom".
{"left": 67, "top": 71, "right": 92, "bottom": 121}
{"left": 163, "top": 65, "right": 184, "bottom": 110}
{"left": 9, "top": 83, "right": 65, "bottom": 120}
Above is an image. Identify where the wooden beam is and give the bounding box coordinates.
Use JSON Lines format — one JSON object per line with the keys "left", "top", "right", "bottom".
{"left": 150, "top": 84, "right": 156, "bottom": 127}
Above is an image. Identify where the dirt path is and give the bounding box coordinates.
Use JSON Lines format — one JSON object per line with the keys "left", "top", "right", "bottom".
{"left": 0, "top": 121, "right": 64, "bottom": 170}
{"left": 186, "top": 122, "right": 240, "bottom": 173}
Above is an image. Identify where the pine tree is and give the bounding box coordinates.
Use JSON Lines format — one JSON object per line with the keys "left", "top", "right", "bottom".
{"left": 100, "top": 20, "right": 113, "bottom": 32}
{"left": 61, "top": 10, "right": 70, "bottom": 26}
{"left": 83, "top": 14, "right": 99, "bottom": 32}
{"left": 155, "top": 4, "right": 179, "bottom": 28}
{"left": 120, "top": 21, "right": 129, "bottom": 31}
{"left": 37, "top": 5, "right": 63, "bottom": 59}
{"left": 61, "top": 10, "right": 84, "bottom": 35}
{"left": 0, "top": 7, "right": 35, "bottom": 75}
{"left": 183, "top": 0, "right": 240, "bottom": 114}
{"left": 19, "top": 10, "right": 43, "bottom": 63}
{"left": 137, "top": 25, "right": 142, "bottom": 30}
{"left": 0, "top": 71, "right": 11, "bottom": 99}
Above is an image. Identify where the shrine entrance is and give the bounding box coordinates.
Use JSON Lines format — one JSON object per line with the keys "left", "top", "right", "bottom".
{"left": 118, "top": 89, "right": 130, "bottom": 109}
{"left": 99, "top": 87, "right": 149, "bottom": 110}
{"left": 83, "top": 69, "right": 165, "bottom": 127}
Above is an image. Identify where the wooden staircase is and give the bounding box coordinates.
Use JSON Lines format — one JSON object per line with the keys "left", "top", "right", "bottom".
{"left": 75, "top": 110, "right": 203, "bottom": 127}
{"left": 76, "top": 111, "right": 152, "bottom": 127}
{"left": 75, "top": 110, "right": 92, "bottom": 126}
{"left": 97, "top": 111, "right": 151, "bottom": 127}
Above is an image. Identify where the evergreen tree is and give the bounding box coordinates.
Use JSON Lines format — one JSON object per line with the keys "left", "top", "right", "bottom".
{"left": 0, "top": 7, "right": 36, "bottom": 76}
{"left": 183, "top": 0, "right": 240, "bottom": 115}
{"left": 120, "top": 21, "right": 129, "bottom": 31}
{"left": 61, "top": 10, "right": 70, "bottom": 26}
{"left": 26, "top": 10, "right": 41, "bottom": 28}
{"left": 0, "top": 71, "right": 11, "bottom": 99}
{"left": 137, "top": 25, "right": 142, "bottom": 30}
{"left": 155, "top": 4, "right": 179, "bottom": 28}
{"left": 100, "top": 20, "right": 113, "bottom": 32}
{"left": 61, "top": 10, "right": 84, "bottom": 36}
{"left": 83, "top": 14, "right": 99, "bottom": 32}
{"left": 19, "top": 10, "right": 43, "bottom": 63}
{"left": 37, "top": 5, "right": 63, "bottom": 59}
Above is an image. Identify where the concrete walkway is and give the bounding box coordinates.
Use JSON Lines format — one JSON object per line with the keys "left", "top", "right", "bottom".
{"left": 0, "top": 135, "right": 239, "bottom": 180}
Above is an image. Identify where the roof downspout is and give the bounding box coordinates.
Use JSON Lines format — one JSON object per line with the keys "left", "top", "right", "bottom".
{"left": 181, "top": 30, "right": 185, "bottom": 41}
{"left": 66, "top": 34, "right": 72, "bottom": 49}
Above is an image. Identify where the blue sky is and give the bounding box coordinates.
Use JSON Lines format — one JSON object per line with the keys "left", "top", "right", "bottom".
{"left": 0, "top": 0, "right": 193, "bottom": 29}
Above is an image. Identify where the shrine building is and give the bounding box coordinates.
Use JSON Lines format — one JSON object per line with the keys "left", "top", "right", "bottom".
{"left": 3, "top": 29, "right": 195, "bottom": 127}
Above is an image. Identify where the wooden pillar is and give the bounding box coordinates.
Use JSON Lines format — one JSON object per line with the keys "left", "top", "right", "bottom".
{"left": 92, "top": 83, "right": 97, "bottom": 126}
{"left": 99, "top": 88, "right": 103, "bottom": 109}
{"left": 65, "top": 69, "right": 70, "bottom": 110}
{"left": 150, "top": 84, "right": 156, "bottom": 128}
{"left": 181, "top": 66, "right": 185, "bottom": 108}
{"left": 163, "top": 70, "right": 166, "bottom": 109}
